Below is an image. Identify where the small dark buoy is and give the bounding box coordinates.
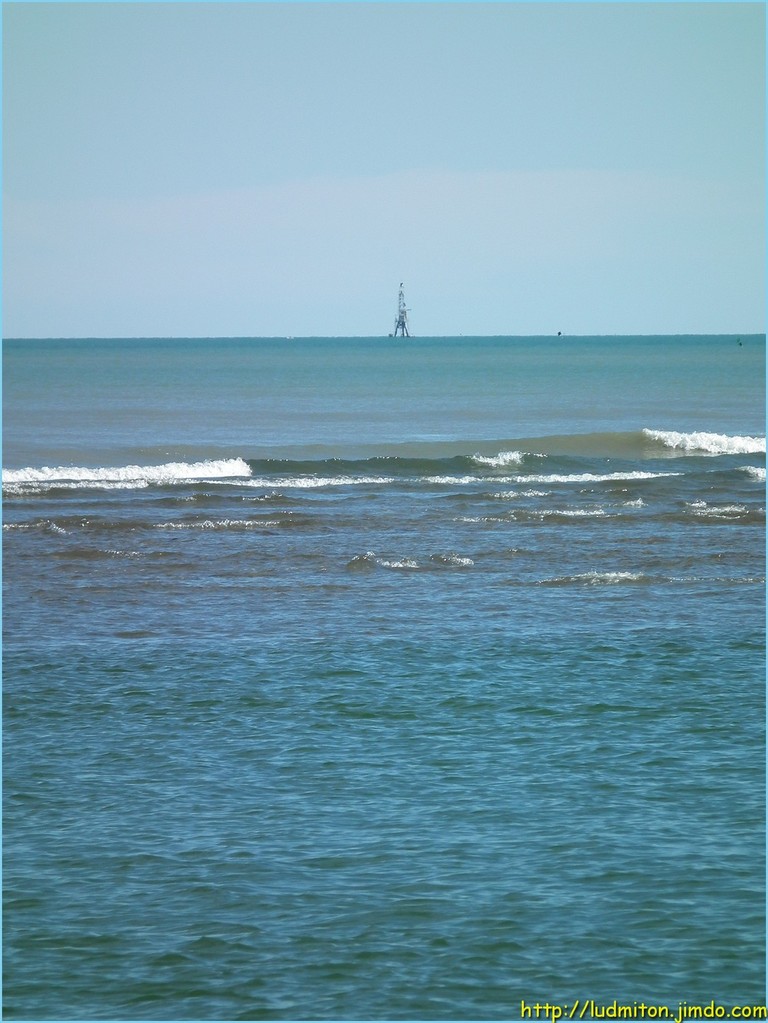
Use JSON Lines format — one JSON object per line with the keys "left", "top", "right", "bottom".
{"left": 557, "top": 331, "right": 562, "bottom": 336}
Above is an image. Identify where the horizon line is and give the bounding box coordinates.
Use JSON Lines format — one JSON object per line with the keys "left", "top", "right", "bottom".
{"left": 4, "top": 331, "right": 763, "bottom": 342}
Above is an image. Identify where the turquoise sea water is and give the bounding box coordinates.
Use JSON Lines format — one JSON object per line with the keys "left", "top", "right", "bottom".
{"left": 3, "top": 335, "right": 766, "bottom": 1020}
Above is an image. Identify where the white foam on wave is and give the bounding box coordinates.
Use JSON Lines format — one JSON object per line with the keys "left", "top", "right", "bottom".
{"left": 243, "top": 474, "right": 392, "bottom": 489}
{"left": 247, "top": 469, "right": 670, "bottom": 491}
{"left": 346, "top": 551, "right": 420, "bottom": 570}
{"left": 643, "top": 429, "right": 766, "bottom": 455}
{"left": 425, "top": 470, "right": 677, "bottom": 487}
{"left": 539, "top": 508, "right": 607, "bottom": 518}
{"left": 686, "top": 501, "right": 752, "bottom": 519}
{"left": 471, "top": 450, "right": 527, "bottom": 467}
{"left": 3, "top": 520, "right": 71, "bottom": 533}
{"left": 524, "top": 470, "right": 679, "bottom": 484}
{"left": 457, "top": 516, "right": 508, "bottom": 524}
{"left": 0, "top": 460, "right": 687, "bottom": 495}
{"left": 426, "top": 474, "right": 491, "bottom": 485}
{"left": 576, "top": 571, "right": 645, "bottom": 584}
{"left": 157, "top": 518, "right": 280, "bottom": 530}
{"left": 491, "top": 490, "right": 551, "bottom": 501}
{"left": 431, "top": 552, "right": 475, "bottom": 567}
{"left": 3, "top": 480, "right": 151, "bottom": 495}
{"left": 543, "top": 570, "right": 645, "bottom": 586}
{"left": 2, "top": 457, "right": 252, "bottom": 489}
{"left": 346, "top": 550, "right": 475, "bottom": 571}
{"left": 740, "top": 465, "right": 766, "bottom": 482}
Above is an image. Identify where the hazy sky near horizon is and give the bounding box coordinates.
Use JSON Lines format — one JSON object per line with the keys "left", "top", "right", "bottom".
{"left": 3, "top": 1, "right": 764, "bottom": 337}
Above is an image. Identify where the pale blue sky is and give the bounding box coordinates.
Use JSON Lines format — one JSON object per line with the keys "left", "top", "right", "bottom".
{"left": 3, "top": 2, "right": 764, "bottom": 336}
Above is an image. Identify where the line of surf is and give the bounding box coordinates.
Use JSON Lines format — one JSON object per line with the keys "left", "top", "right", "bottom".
{"left": 641, "top": 429, "right": 765, "bottom": 455}
{"left": 4, "top": 429, "right": 762, "bottom": 491}
{"left": 2, "top": 457, "right": 252, "bottom": 486}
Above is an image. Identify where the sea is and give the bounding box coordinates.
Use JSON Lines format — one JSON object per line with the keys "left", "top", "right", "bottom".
{"left": 3, "top": 334, "right": 765, "bottom": 1021}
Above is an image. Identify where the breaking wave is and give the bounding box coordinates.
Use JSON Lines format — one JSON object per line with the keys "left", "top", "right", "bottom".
{"left": 471, "top": 450, "right": 527, "bottom": 467}
{"left": 4, "top": 429, "right": 762, "bottom": 498}
{"left": 3, "top": 458, "right": 252, "bottom": 489}
{"left": 642, "top": 429, "right": 765, "bottom": 455}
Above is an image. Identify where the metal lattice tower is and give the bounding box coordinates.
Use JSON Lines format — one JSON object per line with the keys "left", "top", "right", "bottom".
{"left": 393, "top": 283, "right": 411, "bottom": 337}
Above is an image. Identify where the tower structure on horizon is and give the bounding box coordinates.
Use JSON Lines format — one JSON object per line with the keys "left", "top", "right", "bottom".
{"left": 392, "top": 283, "right": 411, "bottom": 337}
